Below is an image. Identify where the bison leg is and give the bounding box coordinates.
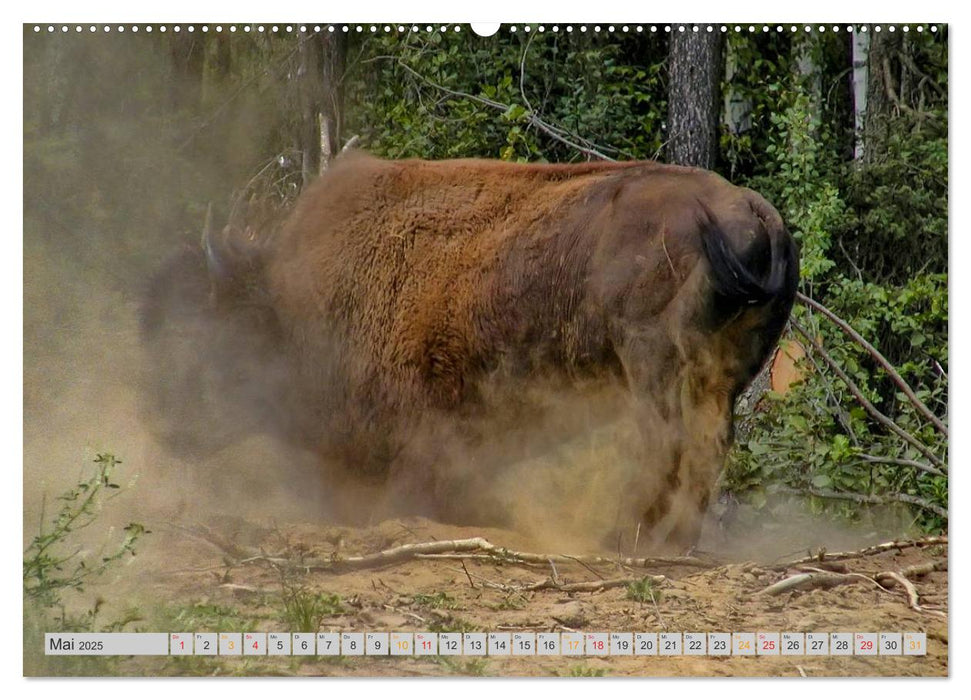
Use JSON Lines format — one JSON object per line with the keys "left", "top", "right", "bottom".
{"left": 619, "top": 328, "right": 734, "bottom": 553}
{"left": 635, "top": 372, "right": 733, "bottom": 553}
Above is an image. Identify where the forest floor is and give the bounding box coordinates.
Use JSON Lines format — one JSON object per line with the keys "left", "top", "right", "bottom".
{"left": 27, "top": 513, "right": 948, "bottom": 678}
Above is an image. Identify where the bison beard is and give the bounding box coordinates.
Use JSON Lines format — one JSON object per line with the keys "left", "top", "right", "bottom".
{"left": 140, "top": 153, "right": 798, "bottom": 553}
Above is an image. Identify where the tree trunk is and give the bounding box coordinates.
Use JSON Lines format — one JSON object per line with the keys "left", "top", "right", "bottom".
{"left": 723, "top": 35, "right": 752, "bottom": 138}
{"left": 298, "top": 33, "right": 322, "bottom": 186}
{"left": 864, "top": 28, "right": 902, "bottom": 164}
{"left": 851, "top": 28, "right": 870, "bottom": 161}
{"left": 666, "top": 28, "right": 724, "bottom": 169}
{"left": 319, "top": 31, "right": 347, "bottom": 171}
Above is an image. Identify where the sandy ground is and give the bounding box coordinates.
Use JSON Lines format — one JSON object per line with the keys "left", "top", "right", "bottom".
{"left": 27, "top": 511, "right": 948, "bottom": 678}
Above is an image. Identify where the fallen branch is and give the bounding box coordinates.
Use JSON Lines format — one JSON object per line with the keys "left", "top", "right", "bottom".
{"left": 797, "top": 292, "right": 947, "bottom": 437}
{"left": 900, "top": 560, "right": 947, "bottom": 578}
{"left": 875, "top": 570, "right": 946, "bottom": 619}
{"left": 791, "top": 320, "right": 946, "bottom": 471}
{"left": 759, "top": 568, "right": 887, "bottom": 597}
{"left": 517, "top": 575, "right": 665, "bottom": 594}
{"left": 757, "top": 572, "right": 849, "bottom": 596}
{"left": 309, "top": 537, "right": 713, "bottom": 573}
{"left": 768, "top": 535, "right": 947, "bottom": 571}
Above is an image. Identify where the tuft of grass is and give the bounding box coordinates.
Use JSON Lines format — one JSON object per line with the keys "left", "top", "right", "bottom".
{"left": 161, "top": 602, "right": 258, "bottom": 633}
{"left": 428, "top": 615, "right": 480, "bottom": 634}
{"left": 489, "top": 592, "right": 528, "bottom": 611}
{"left": 280, "top": 585, "right": 344, "bottom": 633}
{"left": 626, "top": 576, "right": 662, "bottom": 604}
{"left": 412, "top": 591, "right": 459, "bottom": 610}
{"left": 437, "top": 656, "right": 489, "bottom": 676}
{"left": 565, "top": 664, "right": 606, "bottom": 677}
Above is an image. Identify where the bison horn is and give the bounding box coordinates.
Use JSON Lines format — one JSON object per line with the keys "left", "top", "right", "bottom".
{"left": 201, "top": 202, "right": 231, "bottom": 283}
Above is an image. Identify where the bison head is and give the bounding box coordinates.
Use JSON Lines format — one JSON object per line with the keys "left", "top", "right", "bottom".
{"left": 138, "top": 208, "right": 288, "bottom": 460}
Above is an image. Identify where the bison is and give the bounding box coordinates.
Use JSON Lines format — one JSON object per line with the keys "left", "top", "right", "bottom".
{"left": 141, "top": 153, "right": 798, "bottom": 552}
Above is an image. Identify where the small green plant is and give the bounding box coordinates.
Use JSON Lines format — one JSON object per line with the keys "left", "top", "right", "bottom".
{"left": 564, "top": 664, "right": 606, "bottom": 677}
{"left": 280, "top": 581, "right": 344, "bottom": 633}
{"left": 626, "top": 576, "right": 662, "bottom": 604}
{"left": 161, "top": 602, "right": 258, "bottom": 633}
{"left": 428, "top": 615, "right": 480, "bottom": 634}
{"left": 23, "top": 453, "right": 147, "bottom": 676}
{"left": 411, "top": 591, "right": 459, "bottom": 610}
{"left": 24, "top": 453, "right": 148, "bottom": 609}
{"left": 490, "top": 592, "right": 528, "bottom": 611}
{"left": 437, "top": 656, "right": 489, "bottom": 676}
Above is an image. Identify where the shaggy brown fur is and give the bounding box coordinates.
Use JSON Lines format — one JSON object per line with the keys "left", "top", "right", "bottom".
{"left": 143, "top": 153, "right": 798, "bottom": 552}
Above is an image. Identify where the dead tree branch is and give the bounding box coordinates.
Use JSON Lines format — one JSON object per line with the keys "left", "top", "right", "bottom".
{"left": 768, "top": 535, "right": 947, "bottom": 571}
{"left": 393, "top": 60, "right": 617, "bottom": 161}
{"left": 797, "top": 292, "right": 947, "bottom": 437}
{"left": 791, "top": 319, "right": 946, "bottom": 470}
{"left": 776, "top": 485, "right": 947, "bottom": 519}
{"left": 314, "top": 537, "right": 713, "bottom": 573}
{"left": 875, "top": 570, "right": 947, "bottom": 618}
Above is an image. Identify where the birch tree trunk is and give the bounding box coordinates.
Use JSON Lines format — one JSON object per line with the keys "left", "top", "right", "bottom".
{"left": 851, "top": 29, "right": 870, "bottom": 161}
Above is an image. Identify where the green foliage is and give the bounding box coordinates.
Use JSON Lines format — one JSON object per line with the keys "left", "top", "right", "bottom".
{"left": 24, "top": 453, "right": 148, "bottom": 610}
{"left": 343, "top": 29, "right": 666, "bottom": 162}
{"left": 723, "top": 30, "right": 947, "bottom": 532}
{"left": 23, "top": 453, "right": 148, "bottom": 676}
